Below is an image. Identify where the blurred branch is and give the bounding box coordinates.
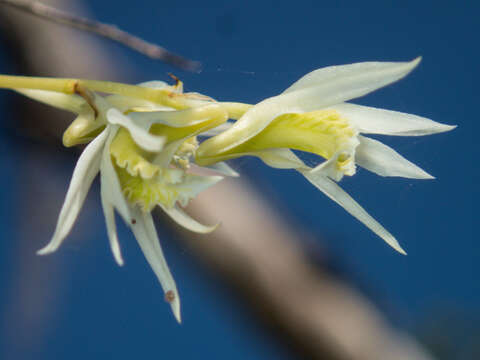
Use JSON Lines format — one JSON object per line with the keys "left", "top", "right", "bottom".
{"left": 182, "top": 180, "right": 435, "bottom": 360}
{"left": 0, "top": 0, "right": 200, "bottom": 71}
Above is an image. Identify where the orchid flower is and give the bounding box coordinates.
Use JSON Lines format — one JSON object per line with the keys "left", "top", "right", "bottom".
{"left": 195, "top": 58, "right": 456, "bottom": 254}
{"left": 4, "top": 80, "right": 233, "bottom": 322}
{"left": 0, "top": 57, "right": 455, "bottom": 321}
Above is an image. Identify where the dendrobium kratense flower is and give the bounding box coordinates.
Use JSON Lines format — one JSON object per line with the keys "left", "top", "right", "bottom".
{"left": 4, "top": 80, "right": 230, "bottom": 322}
{"left": 196, "top": 57, "right": 455, "bottom": 254}
{"left": 0, "top": 57, "right": 455, "bottom": 321}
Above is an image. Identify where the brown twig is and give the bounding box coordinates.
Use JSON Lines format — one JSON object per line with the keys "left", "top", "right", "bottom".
{"left": 0, "top": 0, "right": 201, "bottom": 71}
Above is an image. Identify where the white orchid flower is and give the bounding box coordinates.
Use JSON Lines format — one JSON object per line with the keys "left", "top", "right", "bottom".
{"left": 0, "top": 59, "right": 455, "bottom": 321}
{"left": 196, "top": 58, "right": 456, "bottom": 254}
{"left": 11, "top": 81, "right": 230, "bottom": 323}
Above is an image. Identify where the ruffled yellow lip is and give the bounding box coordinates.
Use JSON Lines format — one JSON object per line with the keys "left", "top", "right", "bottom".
{"left": 108, "top": 104, "right": 228, "bottom": 211}
{"left": 117, "top": 165, "right": 183, "bottom": 211}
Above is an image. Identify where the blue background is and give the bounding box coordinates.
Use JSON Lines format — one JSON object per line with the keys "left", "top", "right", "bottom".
{"left": 0, "top": 0, "right": 477, "bottom": 359}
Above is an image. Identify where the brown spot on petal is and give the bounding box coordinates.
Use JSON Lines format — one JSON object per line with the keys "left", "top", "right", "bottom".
{"left": 165, "top": 290, "right": 175, "bottom": 303}
{"left": 131, "top": 219, "right": 137, "bottom": 225}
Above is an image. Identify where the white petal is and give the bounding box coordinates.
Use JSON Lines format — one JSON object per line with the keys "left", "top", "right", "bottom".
{"left": 100, "top": 125, "right": 133, "bottom": 224}
{"left": 356, "top": 136, "right": 434, "bottom": 179}
{"left": 106, "top": 109, "right": 166, "bottom": 152}
{"left": 299, "top": 164, "right": 406, "bottom": 254}
{"left": 199, "top": 58, "right": 421, "bottom": 155}
{"left": 129, "top": 207, "right": 181, "bottom": 323}
{"left": 37, "top": 129, "right": 108, "bottom": 255}
{"left": 281, "top": 57, "right": 422, "bottom": 114}
{"left": 283, "top": 58, "right": 421, "bottom": 93}
{"left": 160, "top": 204, "right": 219, "bottom": 233}
{"left": 204, "top": 162, "right": 239, "bottom": 177}
{"left": 100, "top": 181, "right": 124, "bottom": 266}
{"left": 15, "top": 89, "right": 85, "bottom": 113}
{"left": 334, "top": 103, "right": 456, "bottom": 136}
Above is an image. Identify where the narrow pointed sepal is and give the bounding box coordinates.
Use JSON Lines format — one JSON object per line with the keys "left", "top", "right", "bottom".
{"left": 129, "top": 207, "right": 181, "bottom": 322}
{"left": 299, "top": 159, "right": 407, "bottom": 254}
{"left": 283, "top": 57, "right": 421, "bottom": 94}
{"left": 37, "top": 129, "right": 109, "bottom": 255}
{"left": 334, "top": 103, "right": 457, "bottom": 136}
{"left": 356, "top": 136, "right": 434, "bottom": 179}
{"left": 100, "top": 126, "right": 133, "bottom": 224}
{"left": 100, "top": 180, "right": 124, "bottom": 266}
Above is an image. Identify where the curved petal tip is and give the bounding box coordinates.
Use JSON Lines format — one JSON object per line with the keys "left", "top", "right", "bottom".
{"left": 113, "top": 252, "right": 125, "bottom": 266}
{"left": 443, "top": 124, "right": 457, "bottom": 132}
{"left": 165, "top": 289, "right": 182, "bottom": 323}
{"left": 411, "top": 56, "right": 422, "bottom": 67}
{"left": 396, "top": 245, "right": 408, "bottom": 256}
{"left": 36, "top": 245, "right": 55, "bottom": 256}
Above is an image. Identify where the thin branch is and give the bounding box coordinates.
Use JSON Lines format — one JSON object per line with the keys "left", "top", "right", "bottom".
{"left": 0, "top": 0, "right": 201, "bottom": 71}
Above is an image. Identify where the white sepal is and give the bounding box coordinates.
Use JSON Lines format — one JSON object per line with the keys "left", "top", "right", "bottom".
{"left": 334, "top": 103, "right": 456, "bottom": 136}
{"left": 283, "top": 57, "right": 421, "bottom": 94}
{"left": 299, "top": 158, "right": 406, "bottom": 254}
{"left": 38, "top": 128, "right": 108, "bottom": 255}
{"left": 356, "top": 136, "right": 434, "bottom": 179}
{"left": 160, "top": 204, "right": 219, "bottom": 233}
{"left": 106, "top": 109, "right": 165, "bottom": 152}
{"left": 100, "top": 184, "right": 124, "bottom": 266}
{"left": 129, "top": 206, "right": 181, "bottom": 323}
{"left": 100, "top": 125, "right": 133, "bottom": 224}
